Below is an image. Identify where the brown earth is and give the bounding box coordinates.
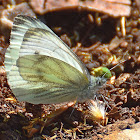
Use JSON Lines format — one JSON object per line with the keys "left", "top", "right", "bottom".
{"left": 0, "top": 0, "right": 139, "bottom": 139}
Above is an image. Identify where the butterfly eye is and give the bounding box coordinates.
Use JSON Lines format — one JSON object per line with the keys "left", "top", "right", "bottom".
{"left": 96, "top": 78, "right": 106, "bottom": 87}
{"left": 97, "top": 80, "right": 102, "bottom": 86}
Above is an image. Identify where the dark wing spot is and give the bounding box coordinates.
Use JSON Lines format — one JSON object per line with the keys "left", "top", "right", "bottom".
{"left": 35, "top": 51, "right": 40, "bottom": 55}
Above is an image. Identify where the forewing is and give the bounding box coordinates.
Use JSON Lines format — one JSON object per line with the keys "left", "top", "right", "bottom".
{"left": 8, "top": 55, "right": 89, "bottom": 104}
{"left": 19, "top": 28, "right": 89, "bottom": 75}
{"left": 5, "top": 15, "right": 89, "bottom": 78}
{"left": 5, "top": 15, "right": 54, "bottom": 74}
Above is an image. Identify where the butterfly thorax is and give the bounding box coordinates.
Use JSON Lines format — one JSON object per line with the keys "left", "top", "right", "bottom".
{"left": 78, "top": 76, "right": 107, "bottom": 102}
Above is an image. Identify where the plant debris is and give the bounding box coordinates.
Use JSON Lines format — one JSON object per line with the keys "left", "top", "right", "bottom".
{"left": 29, "top": 0, "right": 131, "bottom": 17}
{"left": 0, "top": 0, "right": 139, "bottom": 139}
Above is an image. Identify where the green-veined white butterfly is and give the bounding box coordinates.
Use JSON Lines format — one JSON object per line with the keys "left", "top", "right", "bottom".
{"left": 4, "top": 15, "right": 107, "bottom": 104}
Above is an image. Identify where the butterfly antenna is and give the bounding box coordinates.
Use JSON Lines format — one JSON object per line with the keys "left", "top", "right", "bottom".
{"left": 102, "top": 59, "right": 127, "bottom": 79}
{"left": 102, "top": 50, "right": 132, "bottom": 79}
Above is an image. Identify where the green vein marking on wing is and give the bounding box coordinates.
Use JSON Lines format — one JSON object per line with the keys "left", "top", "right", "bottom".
{"left": 8, "top": 54, "right": 89, "bottom": 104}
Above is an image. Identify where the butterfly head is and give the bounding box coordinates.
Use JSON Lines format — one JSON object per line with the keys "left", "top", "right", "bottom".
{"left": 83, "top": 67, "right": 112, "bottom": 100}
{"left": 89, "top": 76, "right": 107, "bottom": 91}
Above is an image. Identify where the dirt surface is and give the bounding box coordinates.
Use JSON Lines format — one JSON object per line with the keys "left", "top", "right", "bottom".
{"left": 0, "top": 0, "right": 139, "bottom": 139}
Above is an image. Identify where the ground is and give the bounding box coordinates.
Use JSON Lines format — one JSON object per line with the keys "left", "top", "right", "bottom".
{"left": 0, "top": 0, "right": 139, "bottom": 139}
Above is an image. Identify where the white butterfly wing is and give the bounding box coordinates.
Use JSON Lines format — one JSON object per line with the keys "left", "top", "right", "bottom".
{"left": 4, "top": 15, "right": 91, "bottom": 104}
{"left": 5, "top": 15, "right": 89, "bottom": 77}
{"left": 20, "top": 28, "right": 89, "bottom": 75}
{"left": 5, "top": 15, "right": 54, "bottom": 75}
{"left": 9, "top": 55, "right": 89, "bottom": 104}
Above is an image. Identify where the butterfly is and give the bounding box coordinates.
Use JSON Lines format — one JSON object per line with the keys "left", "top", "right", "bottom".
{"left": 4, "top": 15, "right": 107, "bottom": 104}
